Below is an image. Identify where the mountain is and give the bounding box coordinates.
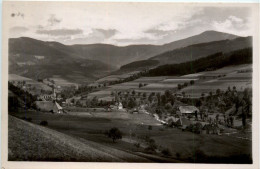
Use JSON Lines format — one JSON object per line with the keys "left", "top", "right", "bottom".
{"left": 161, "top": 30, "right": 238, "bottom": 52}
{"left": 9, "top": 37, "right": 115, "bottom": 84}
{"left": 8, "top": 30, "right": 241, "bottom": 83}
{"left": 120, "top": 36, "right": 252, "bottom": 71}
{"left": 150, "top": 36, "right": 252, "bottom": 65}
{"left": 147, "top": 48, "right": 252, "bottom": 76}
{"left": 70, "top": 30, "right": 239, "bottom": 67}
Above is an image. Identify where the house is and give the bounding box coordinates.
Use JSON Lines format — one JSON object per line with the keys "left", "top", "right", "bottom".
{"left": 179, "top": 106, "right": 199, "bottom": 115}
{"left": 35, "top": 101, "right": 63, "bottom": 113}
{"left": 118, "top": 102, "right": 123, "bottom": 110}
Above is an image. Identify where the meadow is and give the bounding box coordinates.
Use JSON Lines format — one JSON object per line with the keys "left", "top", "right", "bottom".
{"left": 10, "top": 110, "right": 252, "bottom": 163}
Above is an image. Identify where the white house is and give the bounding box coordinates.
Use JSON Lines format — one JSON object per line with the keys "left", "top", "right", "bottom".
{"left": 118, "top": 102, "right": 123, "bottom": 110}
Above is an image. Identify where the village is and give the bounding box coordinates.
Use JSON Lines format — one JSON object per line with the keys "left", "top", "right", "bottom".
{"left": 9, "top": 63, "right": 252, "bottom": 139}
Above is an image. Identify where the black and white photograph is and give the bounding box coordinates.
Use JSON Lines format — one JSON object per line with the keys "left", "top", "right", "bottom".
{"left": 1, "top": 1, "right": 259, "bottom": 168}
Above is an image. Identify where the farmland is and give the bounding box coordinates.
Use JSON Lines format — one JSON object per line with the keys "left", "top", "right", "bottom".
{"left": 9, "top": 74, "right": 52, "bottom": 95}
{"left": 10, "top": 109, "right": 252, "bottom": 163}
{"left": 8, "top": 115, "right": 152, "bottom": 162}
{"left": 180, "top": 64, "right": 252, "bottom": 98}
{"left": 96, "top": 71, "right": 141, "bottom": 84}
{"left": 85, "top": 64, "right": 251, "bottom": 101}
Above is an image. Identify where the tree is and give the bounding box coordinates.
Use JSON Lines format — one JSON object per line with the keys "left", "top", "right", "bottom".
{"left": 165, "top": 103, "right": 172, "bottom": 110}
{"left": 143, "top": 93, "right": 147, "bottom": 98}
{"left": 139, "top": 83, "right": 143, "bottom": 88}
{"left": 156, "top": 93, "right": 161, "bottom": 106}
{"left": 91, "top": 96, "right": 98, "bottom": 107}
{"left": 161, "top": 95, "right": 167, "bottom": 105}
{"left": 164, "top": 90, "right": 171, "bottom": 99}
{"left": 107, "top": 127, "right": 122, "bottom": 142}
{"left": 190, "top": 80, "right": 195, "bottom": 85}
{"left": 128, "top": 97, "right": 136, "bottom": 109}
{"left": 196, "top": 100, "right": 202, "bottom": 108}
{"left": 216, "top": 89, "right": 221, "bottom": 95}
{"left": 148, "top": 93, "right": 153, "bottom": 103}
{"left": 132, "top": 90, "right": 136, "bottom": 95}
{"left": 178, "top": 84, "right": 182, "bottom": 90}
{"left": 233, "top": 86, "right": 237, "bottom": 92}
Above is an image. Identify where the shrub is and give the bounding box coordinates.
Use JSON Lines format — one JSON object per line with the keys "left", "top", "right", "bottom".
{"left": 40, "top": 121, "right": 48, "bottom": 126}
{"left": 134, "top": 142, "right": 140, "bottom": 148}
{"left": 176, "top": 152, "right": 181, "bottom": 158}
{"left": 145, "top": 138, "right": 157, "bottom": 153}
{"left": 161, "top": 148, "right": 171, "bottom": 156}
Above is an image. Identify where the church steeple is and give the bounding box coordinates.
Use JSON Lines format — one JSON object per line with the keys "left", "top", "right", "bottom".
{"left": 52, "top": 87, "right": 56, "bottom": 101}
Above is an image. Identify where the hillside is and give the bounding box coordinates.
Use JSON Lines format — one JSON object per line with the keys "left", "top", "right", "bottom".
{"left": 8, "top": 115, "right": 152, "bottom": 162}
{"left": 70, "top": 30, "right": 239, "bottom": 67}
{"left": 9, "top": 37, "right": 115, "bottom": 83}
{"left": 147, "top": 47, "right": 252, "bottom": 76}
{"left": 9, "top": 31, "right": 241, "bottom": 83}
{"left": 150, "top": 36, "right": 252, "bottom": 65}
{"left": 120, "top": 36, "right": 252, "bottom": 71}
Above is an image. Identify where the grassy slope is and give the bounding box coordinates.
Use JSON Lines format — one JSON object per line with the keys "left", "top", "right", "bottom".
{"left": 8, "top": 115, "right": 152, "bottom": 162}
{"left": 10, "top": 110, "right": 252, "bottom": 163}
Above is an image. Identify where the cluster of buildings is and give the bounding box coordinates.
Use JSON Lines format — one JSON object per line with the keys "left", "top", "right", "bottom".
{"left": 35, "top": 88, "right": 64, "bottom": 114}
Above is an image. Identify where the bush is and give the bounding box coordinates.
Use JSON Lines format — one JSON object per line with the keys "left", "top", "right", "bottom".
{"left": 161, "top": 148, "right": 171, "bottom": 156}
{"left": 134, "top": 142, "right": 140, "bottom": 148}
{"left": 148, "top": 125, "right": 152, "bottom": 130}
{"left": 40, "top": 121, "right": 48, "bottom": 126}
{"left": 176, "top": 152, "right": 181, "bottom": 158}
{"left": 145, "top": 138, "right": 157, "bottom": 153}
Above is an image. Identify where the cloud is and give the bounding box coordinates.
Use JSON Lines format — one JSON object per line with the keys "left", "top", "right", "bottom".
{"left": 7, "top": 2, "right": 254, "bottom": 45}
{"left": 48, "top": 14, "right": 61, "bottom": 26}
{"left": 211, "top": 15, "right": 251, "bottom": 36}
{"left": 94, "top": 29, "right": 118, "bottom": 39}
{"left": 36, "top": 28, "right": 83, "bottom": 36}
{"left": 60, "top": 28, "right": 118, "bottom": 44}
{"left": 10, "top": 26, "right": 29, "bottom": 33}
{"left": 145, "top": 29, "right": 175, "bottom": 37}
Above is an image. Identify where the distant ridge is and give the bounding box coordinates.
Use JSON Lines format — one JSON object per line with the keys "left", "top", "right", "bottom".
{"left": 120, "top": 36, "right": 252, "bottom": 71}
{"left": 9, "top": 30, "right": 242, "bottom": 83}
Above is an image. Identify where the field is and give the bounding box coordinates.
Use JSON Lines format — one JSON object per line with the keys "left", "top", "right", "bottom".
{"left": 88, "top": 76, "right": 200, "bottom": 100}
{"left": 180, "top": 65, "right": 252, "bottom": 98}
{"left": 8, "top": 115, "right": 152, "bottom": 162}
{"left": 9, "top": 74, "right": 33, "bottom": 81}
{"left": 9, "top": 74, "right": 52, "bottom": 95}
{"left": 10, "top": 110, "right": 252, "bottom": 163}
{"left": 48, "top": 75, "right": 78, "bottom": 87}
{"left": 96, "top": 71, "right": 141, "bottom": 83}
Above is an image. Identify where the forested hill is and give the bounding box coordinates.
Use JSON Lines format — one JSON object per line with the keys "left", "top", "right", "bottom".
{"left": 119, "top": 36, "right": 252, "bottom": 72}
{"left": 146, "top": 48, "right": 252, "bottom": 76}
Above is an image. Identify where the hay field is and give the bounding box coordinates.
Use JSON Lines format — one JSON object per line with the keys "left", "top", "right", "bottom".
{"left": 8, "top": 115, "right": 152, "bottom": 162}
{"left": 10, "top": 110, "right": 252, "bottom": 163}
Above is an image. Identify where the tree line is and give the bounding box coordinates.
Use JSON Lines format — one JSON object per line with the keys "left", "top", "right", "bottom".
{"left": 147, "top": 48, "right": 252, "bottom": 76}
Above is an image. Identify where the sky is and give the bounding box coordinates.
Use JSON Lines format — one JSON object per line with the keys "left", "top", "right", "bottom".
{"left": 6, "top": 2, "right": 255, "bottom": 46}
